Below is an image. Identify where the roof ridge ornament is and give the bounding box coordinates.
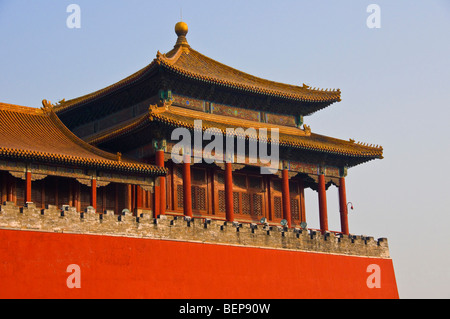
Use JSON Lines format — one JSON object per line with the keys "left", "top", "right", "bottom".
{"left": 303, "top": 124, "right": 311, "bottom": 136}
{"left": 41, "top": 99, "right": 54, "bottom": 114}
{"left": 174, "top": 21, "right": 190, "bottom": 48}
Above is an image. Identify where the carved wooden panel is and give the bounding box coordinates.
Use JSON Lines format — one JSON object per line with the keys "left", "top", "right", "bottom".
{"left": 269, "top": 177, "right": 304, "bottom": 226}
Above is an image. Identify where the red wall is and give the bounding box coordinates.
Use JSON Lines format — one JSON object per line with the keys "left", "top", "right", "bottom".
{"left": 0, "top": 229, "right": 398, "bottom": 299}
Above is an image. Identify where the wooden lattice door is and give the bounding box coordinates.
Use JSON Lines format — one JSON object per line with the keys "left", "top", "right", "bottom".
{"left": 172, "top": 165, "right": 209, "bottom": 215}
{"left": 232, "top": 173, "right": 266, "bottom": 222}
{"left": 270, "top": 177, "right": 304, "bottom": 226}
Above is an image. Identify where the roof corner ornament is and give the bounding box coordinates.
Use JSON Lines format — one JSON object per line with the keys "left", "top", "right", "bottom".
{"left": 156, "top": 50, "right": 166, "bottom": 59}
{"left": 41, "top": 99, "right": 54, "bottom": 114}
{"left": 349, "top": 138, "right": 355, "bottom": 143}
{"left": 303, "top": 124, "right": 311, "bottom": 135}
{"left": 302, "top": 83, "right": 310, "bottom": 89}
{"left": 117, "top": 152, "right": 122, "bottom": 162}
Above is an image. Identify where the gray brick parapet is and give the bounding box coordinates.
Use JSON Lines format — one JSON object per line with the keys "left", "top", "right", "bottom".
{"left": 0, "top": 202, "right": 390, "bottom": 258}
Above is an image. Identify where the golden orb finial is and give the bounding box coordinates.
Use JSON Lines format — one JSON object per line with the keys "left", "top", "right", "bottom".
{"left": 174, "top": 21, "right": 189, "bottom": 48}
{"left": 175, "top": 21, "right": 188, "bottom": 37}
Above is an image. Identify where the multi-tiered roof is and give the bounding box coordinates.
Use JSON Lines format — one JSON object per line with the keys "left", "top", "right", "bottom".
{"left": 52, "top": 21, "right": 382, "bottom": 168}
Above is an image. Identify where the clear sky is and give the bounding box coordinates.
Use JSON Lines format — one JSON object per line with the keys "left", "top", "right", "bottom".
{"left": 1, "top": 0, "right": 449, "bottom": 299}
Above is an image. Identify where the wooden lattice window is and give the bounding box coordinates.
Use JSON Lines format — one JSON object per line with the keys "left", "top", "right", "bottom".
{"left": 274, "top": 196, "right": 282, "bottom": 219}
{"left": 177, "top": 184, "right": 184, "bottom": 208}
{"left": 253, "top": 194, "right": 263, "bottom": 216}
{"left": 291, "top": 198, "right": 300, "bottom": 220}
{"left": 242, "top": 193, "right": 251, "bottom": 215}
{"left": 270, "top": 177, "right": 304, "bottom": 225}
{"left": 192, "top": 186, "right": 206, "bottom": 211}
{"left": 218, "top": 189, "right": 225, "bottom": 213}
{"left": 191, "top": 168, "right": 207, "bottom": 214}
{"left": 233, "top": 192, "right": 240, "bottom": 215}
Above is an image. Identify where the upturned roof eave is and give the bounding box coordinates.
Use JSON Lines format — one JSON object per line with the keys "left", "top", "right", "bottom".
{"left": 86, "top": 104, "right": 383, "bottom": 162}
{"left": 53, "top": 42, "right": 341, "bottom": 116}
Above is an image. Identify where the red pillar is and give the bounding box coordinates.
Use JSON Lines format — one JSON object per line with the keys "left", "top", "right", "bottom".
{"left": 183, "top": 154, "right": 192, "bottom": 218}
{"left": 136, "top": 186, "right": 143, "bottom": 211}
{"left": 74, "top": 181, "right": 80, "bottom": 212}
{"left": 25, "top": 171, "right": 32, "bottom": 204}
{"left": 91, "top": 178, "right": 97, "bottom": 211}
{"left": 299, "top": 179, "right": 306, "bottom": 223}
{"left": 339, "top": 177, "right": 349, "bottom": 235}
{"left": 318, "top": 174, "right": 328, "bottom": 234}
{"left": 126, "top": 184, "right": 132, "bottom": 212}
{"left": 224, "top": 162, "right": 234, "bottom": 222}
{"left": 281, "top": 168, "right": 291, "bottom": 228}
{"left": 156, "top": 150, "right": 166, "bottom": 215}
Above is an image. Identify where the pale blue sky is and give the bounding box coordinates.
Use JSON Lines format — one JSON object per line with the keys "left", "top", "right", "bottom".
{"left": 1, "top": 0, "right": 450, "bottom": 298}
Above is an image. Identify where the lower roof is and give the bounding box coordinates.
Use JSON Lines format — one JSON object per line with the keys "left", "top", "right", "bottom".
{"left": 85, "top": 103, "right": 383, "bottom": 167}
{"left": 0, "top": 102, "right": 166, "bottom": 176}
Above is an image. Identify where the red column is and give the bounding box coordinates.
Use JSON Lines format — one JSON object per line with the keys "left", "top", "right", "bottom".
{"left": 183, "top": 154, "right": 192, "bottom": 217}
{"left": 136, "top": 186, "right": 143, "bottom": 212}
{"left": 299, "top": 179, "right": 306, "bottom": 223}
{"left": 281, "top": 168, "right": 291, "bottom": 228}
{"left": 126, "top": 184, "right": 132, "bottom": 212}
{"left": 224, "top": 162, "right": 234, "bottom": 222}
{"left": 318, "top": 174, "right": 328, "bottom": 234}
{"left": 91, "top": 178, "right": 97, "bottom": 212}
{"left": 25, "top": 171, "right": 32, "bottom": 204}
{"left": 339, "top": 177, "right": 349, "bottom": 235}
{"left": 69, "top": 180, "right": 73, "bottom": 207}
{"left": 156, "top": 150, "right": 166, "bottom": 215}
{"left": 1, "top": 172, "right": 7, "bottom": 203}
{"left": 74, "top": 181, "right": 80, "bottom": 212}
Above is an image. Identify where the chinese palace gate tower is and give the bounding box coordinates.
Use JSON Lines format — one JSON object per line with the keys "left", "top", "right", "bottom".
{"left": 0, "top": 22, "right": 398, "bottom": 299}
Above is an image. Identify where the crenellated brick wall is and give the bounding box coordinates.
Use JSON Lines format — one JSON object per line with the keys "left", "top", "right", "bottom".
{"left": 0, "top": 201, "right": 390, "bottom": 258}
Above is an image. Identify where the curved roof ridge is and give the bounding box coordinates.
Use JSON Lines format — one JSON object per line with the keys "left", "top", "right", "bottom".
{"left": 53, "top": 25, "right": 341, "bottom": 115}
{"left": 48, "top": 110, "right": 119, "bottom": 161}
{"left": 157, "top": 46, "right": 341, "bottom": 103}
{"left": 54, "top": 59, "right": 159, "bottom": 113}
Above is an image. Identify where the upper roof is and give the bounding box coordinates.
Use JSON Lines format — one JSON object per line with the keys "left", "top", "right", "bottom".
{"left": 53, "top": 22, "right": 340, "bottom": 115}
{"left": 0, "top": 102, "right": 166, "bottom": 175}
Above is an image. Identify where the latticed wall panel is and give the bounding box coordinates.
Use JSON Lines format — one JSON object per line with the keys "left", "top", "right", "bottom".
{"left": 172, "top": 165, "right": 209, "bottom": 215}
{"left": 273, "top": 196, "right": 282, "bottom": 219}
{"left": 270, "top": 177, "right": 304, "bottom": 226}
{"left": 218, "top": 189, "right": 225, "bottom": 213}
{"left": 290, "top": 198, "right": 300, "bottom": 220}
